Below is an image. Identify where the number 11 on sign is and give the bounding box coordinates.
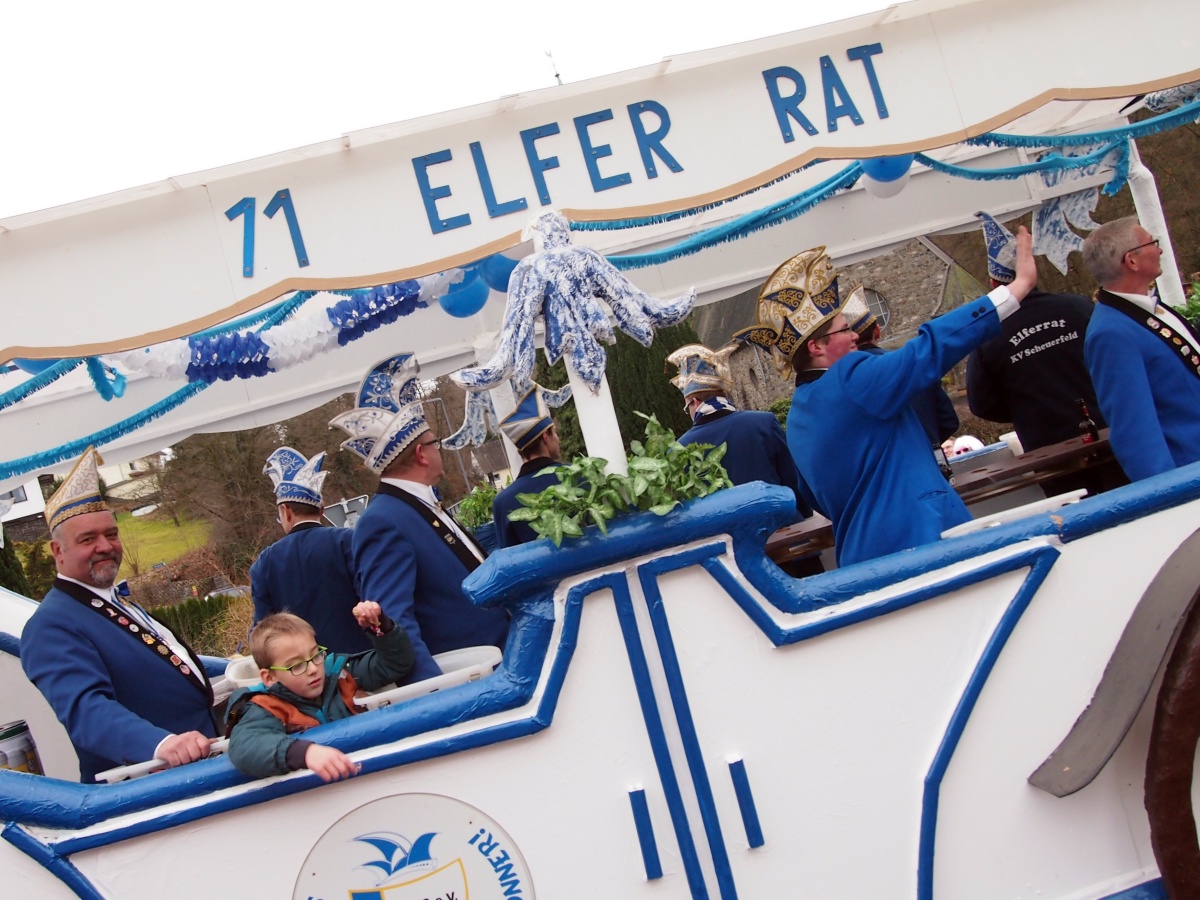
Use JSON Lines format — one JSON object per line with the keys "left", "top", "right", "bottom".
{"left": 225, "top": 189, "right": 310, "bottom": 277}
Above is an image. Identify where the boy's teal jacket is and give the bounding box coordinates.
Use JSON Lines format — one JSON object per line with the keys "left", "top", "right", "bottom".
{"left": 225, "top": 618, "right": 414, "bottom": 777}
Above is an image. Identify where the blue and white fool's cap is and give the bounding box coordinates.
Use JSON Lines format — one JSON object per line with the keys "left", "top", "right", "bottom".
{"left": 733, "top": 246, "right": 843, "bottom": 377}
{"left": 44, "top": 445, "right": 109, "bottom": 531}
{"left": 977, "top": 211, "right": 1017, "bottom": 284}
{"left": 841, "top": 284, "right": 877, "bottom": 337}
{"left": 263, "top": 447, "right": 327, "bottom": 508}
{"left": 499, "top": 388, "right": 553, "bottom": 453}
{"left": 328, "top": 353, "right": 429, "bottom": 475}
{"left": 666, "top": 343, "right": 735, "bottom": 398}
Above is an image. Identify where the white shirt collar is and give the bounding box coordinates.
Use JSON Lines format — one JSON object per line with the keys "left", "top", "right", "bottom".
{"left": 380, "top": 477, "right": 438, "bottom": 507}
{"left": 1108, "top": 289, "right": 1156, "bottom": 314}
{"left": 56, "top": 573, "right": 113, "bottom": 601}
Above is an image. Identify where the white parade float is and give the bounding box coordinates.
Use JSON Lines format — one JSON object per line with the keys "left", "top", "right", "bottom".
{"left": 3, "top": 0, "right": 1200, "bottom": 897}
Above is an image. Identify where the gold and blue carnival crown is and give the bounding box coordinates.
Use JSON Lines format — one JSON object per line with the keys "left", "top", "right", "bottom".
{"left": 328, "top": 353, "right": 428, "bottom": 475}
{"left": 733, "top": 246, "right": 843, "bottom": 377}
{"left": 841, "top": 284, "right": 877, "bottom": 336}
{"left": 499, "top": 388, "right": 554, "bottom": 453}
{"left": 977, "top": 211, "right": 1017, "bottom": 284}
{"left": 263, "top": 447, "right": 327, "bottom": 508}
{"left": 665, "top": 343, "right": 735, "bottom": 397}
{"left": 45, "top": 446, "right": 109, "bottom": 531}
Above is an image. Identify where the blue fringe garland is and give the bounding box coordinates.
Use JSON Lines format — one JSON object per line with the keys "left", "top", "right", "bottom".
{"left": 0, "top": 359, "right": 83, "bottom": 413}
{"left": 84, "top": 358, "right": 127, "bottom": 401}
{"left": 607, "top": 162, "right": 863, "bottom": 271}
{"left": 571, "top": 161, "right": 823, "bottom": 233}
{"left": 915, "top": 140, "right": 1131, "bottom": 196}
{"left": 0, "top": 382, "right": 209, "bottom": 481}
{"left": 965, "top": 97, "right": 1200, "bottom": 150}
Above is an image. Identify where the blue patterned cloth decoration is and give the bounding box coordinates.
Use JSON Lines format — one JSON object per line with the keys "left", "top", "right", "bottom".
{"left": 328, "top": 353, "right": 429, "bottom": 475}
{"left": 1143, "top": 80, "right": 1200, "bottom": 113}
{"left": 976, "top": 211, "right": 1018, "bottom": 283}
{"left": 451, "top": 211, "right": 694, "bottom": 399}
{"left": 263, "top": 447, "right": 327, "bottom": 508}
{"left": 1030, "top": 145, "right": 1105, "bottom": 275}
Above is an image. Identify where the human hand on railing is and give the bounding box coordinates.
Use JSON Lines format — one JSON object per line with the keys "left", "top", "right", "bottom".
{"left": 157, "top": 732, "right": 219, "bottom": 769}
{"left": 304, "top": 744, "right": 361, "bottom": 783}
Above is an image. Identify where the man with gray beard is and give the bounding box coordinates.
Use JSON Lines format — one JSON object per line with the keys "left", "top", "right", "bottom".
{"left": 20, "top": 447, "right": 217, "bottom": 782}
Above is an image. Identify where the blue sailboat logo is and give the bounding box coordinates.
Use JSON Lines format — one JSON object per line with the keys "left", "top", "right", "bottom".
{"left": 352, "top": 831, "right": 439, "bottom": 886}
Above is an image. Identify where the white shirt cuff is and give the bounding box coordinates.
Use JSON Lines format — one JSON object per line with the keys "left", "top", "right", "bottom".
{"left": 989, "top": 284, "right": 1019, "bottom": 321}
{"left": 153, "top": 735, "right": 173, "bottom": 761}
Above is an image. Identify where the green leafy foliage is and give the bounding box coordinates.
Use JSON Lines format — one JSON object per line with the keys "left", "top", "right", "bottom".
{"left": 0, "top": 537, "right": 33, "bottom": 598}
{"left": 768, "top": 397, "right": 791, "bottom": 427}
{"left": 509, "top": 413, "right": 733, "bottom": 546}
{"left": 1173, "top": 281, "right": 1200, "bottom": 328}
{"left": 456, "top": 482, "right": 499, "bottom": 530}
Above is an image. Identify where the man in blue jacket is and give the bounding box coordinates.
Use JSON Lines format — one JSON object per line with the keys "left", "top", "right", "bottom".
{"left": 491, "top": 388, "right": 563, "bottom": 548}
{"left": 21, "top": 447, "right": 217, "bottom": 782}
{"left": 250, "top": 447, "right": 370, "bottom": 653}
{"left": 736, "top": 228, "right": 1037, "bottom": 567}
{"left": 331, "top": 354, "right": 509, "bottom": 683}
{"left": 1082, "top": 216, "right": 1200, "bottom": 481}
{"left": 667, "top": 343, "right": 810, "bottom": 517}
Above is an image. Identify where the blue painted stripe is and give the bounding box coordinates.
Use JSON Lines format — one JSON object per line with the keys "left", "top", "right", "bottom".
{"left": 1099, "top": 878, "right": 1167, "bottom": 899}
{"left": 628, "top": 788, "right": 663, "bottom": 880}
{"left": 917, "top": 546, "right": 1058, "bottom": 899}
{"left": 727, "top": 760, "right": 764, "bottom": 849}
{"left": 638, "top": 552, "right": 739, "bottom": 899}
{"left": 611, "top": 573, "right": 710, "bottom": 899}
{"left": 2, "top": 823, "right": 104, "bottom": 900}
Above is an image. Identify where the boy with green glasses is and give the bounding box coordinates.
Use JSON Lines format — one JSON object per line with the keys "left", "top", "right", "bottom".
{"left": 225, "top": 602, "right": 414, "bottom": 781}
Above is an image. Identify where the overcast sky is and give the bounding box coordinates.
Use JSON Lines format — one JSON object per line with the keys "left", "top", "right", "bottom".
{"left": 0, "top": 0, "right": 889, "bottom": 220}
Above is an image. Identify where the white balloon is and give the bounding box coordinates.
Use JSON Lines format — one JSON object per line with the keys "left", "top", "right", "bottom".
{"left": 862, "top": 169, "right": 910, "bottom": 198}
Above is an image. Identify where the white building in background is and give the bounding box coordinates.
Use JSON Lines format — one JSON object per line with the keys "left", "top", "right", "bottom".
{"left": 1, "top": 479, "right": 45, "bottom": 526}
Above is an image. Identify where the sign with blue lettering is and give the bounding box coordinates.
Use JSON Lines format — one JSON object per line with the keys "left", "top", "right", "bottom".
{"left": 295, "top": 794, "right": 534, "bottom": 899}
{"left": 3, "top": 0, "right": 1200, "bottom": 357}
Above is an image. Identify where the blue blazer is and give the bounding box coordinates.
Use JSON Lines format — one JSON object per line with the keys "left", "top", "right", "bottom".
{"left": 788, "top": 296, "right": 1000, "bottom": 567}
{"left": 861, "top": 345, "right": 960, "bottom": 445}
{"left": 20, "top": 580, "right": 217, "bottom": 782}
{"left": 679, "top": 408, "right": 811, "bottom": 517}
{"left": 250, "top": 521, "right": 371, "bottom": 653}
{"left": 492, "top": 458, "right": 562, "bottom": 549}
{"left": 353, "top": 490, "right": 510, "bottom": 682}
{"left": 1085, "top": 293, "right": 1200, "bottom": 481}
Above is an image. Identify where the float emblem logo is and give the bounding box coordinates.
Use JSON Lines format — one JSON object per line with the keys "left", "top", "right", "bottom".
{"left": 295, "top": 794, "right": 534, "bottom": 899}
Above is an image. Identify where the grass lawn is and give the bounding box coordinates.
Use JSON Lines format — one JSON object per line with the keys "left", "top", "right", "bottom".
{"left": 113, "top": 511, "right": 211, "bottom": 577}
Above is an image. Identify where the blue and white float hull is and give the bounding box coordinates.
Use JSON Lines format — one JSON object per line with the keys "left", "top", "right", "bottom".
{"left": 3, "top": 475, "right": 1198, "bottom": 898}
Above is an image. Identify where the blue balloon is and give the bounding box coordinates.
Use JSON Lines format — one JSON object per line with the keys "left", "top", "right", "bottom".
{"left": 860, "top": 154, "right": 915, "bottom": 183}
{"left": 438, "top": 272, "right": 490, "bottom": 318}
{"left": 479, "top": 253, "right": 520, "bottom": 293}
{"left": 14, "top": 358, "right": 61, "bottom": 375}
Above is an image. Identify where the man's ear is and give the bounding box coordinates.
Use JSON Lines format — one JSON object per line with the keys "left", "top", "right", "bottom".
{"left": 260, "top": 668, "right": 277, "bottom": 687}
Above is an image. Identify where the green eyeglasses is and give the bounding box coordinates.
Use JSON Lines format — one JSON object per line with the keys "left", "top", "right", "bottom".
{"left": 269, "top": 646, "right": 327, "bottom": 676}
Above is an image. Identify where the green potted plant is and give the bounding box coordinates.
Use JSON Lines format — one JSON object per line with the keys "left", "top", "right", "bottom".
{"left": 508, "top": 413, "right": 733, "bottom": 546}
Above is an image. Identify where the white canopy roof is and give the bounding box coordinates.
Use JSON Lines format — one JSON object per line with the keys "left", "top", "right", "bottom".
{"left": 2, "top": 0, "right": 1198, "bottom": 490}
